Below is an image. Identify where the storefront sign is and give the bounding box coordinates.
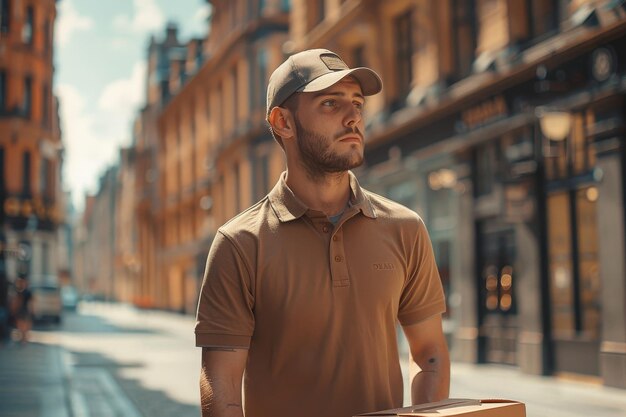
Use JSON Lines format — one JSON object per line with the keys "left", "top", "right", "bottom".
{"left": 461, "top": 95, "right": 508, "bottom": 130}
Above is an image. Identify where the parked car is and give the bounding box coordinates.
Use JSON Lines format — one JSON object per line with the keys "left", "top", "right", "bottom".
{"left": 61, "top": 285, "right": 79, "bottom": 311}
{"left": 31, "top": 284, "right": 62, "bottom": 324}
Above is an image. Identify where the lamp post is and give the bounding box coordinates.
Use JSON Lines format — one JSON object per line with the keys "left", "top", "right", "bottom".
{"left": 534, "top": 107, "right": 573, "bottom": 375}
{"left": 536, "top": 108, "right": 573, "bottom": 157}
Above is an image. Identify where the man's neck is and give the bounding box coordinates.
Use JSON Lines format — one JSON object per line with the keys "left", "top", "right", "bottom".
{"left": 285, "top": 168, "right": 351, "bottom": 217}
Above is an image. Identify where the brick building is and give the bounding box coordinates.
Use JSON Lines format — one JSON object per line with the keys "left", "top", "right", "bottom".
{"left": 0, "top": 0, "right": 63, "bottom": 317}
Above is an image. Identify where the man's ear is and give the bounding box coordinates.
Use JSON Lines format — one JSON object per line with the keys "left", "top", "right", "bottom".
{"left": 268, "top": 107, "right": 295, "bottom": 140}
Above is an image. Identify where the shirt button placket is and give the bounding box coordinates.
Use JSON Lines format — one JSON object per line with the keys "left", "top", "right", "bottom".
{"left": 330, "top": 228, "right": 349, "bottom": 287}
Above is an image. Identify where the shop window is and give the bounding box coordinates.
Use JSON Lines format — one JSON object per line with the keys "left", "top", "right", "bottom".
{"left": 575, "top": 187, "right": 601, "bottom": 339}
{"left": 479, "top": 226, "right": 516, "bottom": 316}
{"left": 547, "top": 191, "right": 575, "bottom": 337}
{"left": 547, "top": 187, "right": 601, "bottom": 340}
{"left": 393, "top": 9, "right": 413, "bottom": 107}
{"left": 452, "top": 0, "right": 477, "bottom": 80}
{"left": 0, "top": 0, "right": 9, "bottom": 34}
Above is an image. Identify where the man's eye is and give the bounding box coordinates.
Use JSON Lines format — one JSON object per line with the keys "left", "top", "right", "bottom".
{"left": 354, "top": 101, "right": 364, "bottom": 110}
{"left": 321, "top": 100, "right": 336, "bottom": 107}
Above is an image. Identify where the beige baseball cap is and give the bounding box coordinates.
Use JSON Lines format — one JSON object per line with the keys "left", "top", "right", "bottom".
{"left": 266, "top": 48, "right": 382, "bottom": 116}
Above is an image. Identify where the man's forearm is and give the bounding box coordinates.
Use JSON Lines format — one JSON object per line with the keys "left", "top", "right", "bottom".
{"left": 200, "top": 373, "right": 244, "bottom": 417}
{"left": 410, "top": 366, "right": 450, "bottom": 405}
{"left": 200, "top": 347, "right": 247, "bottom": 417}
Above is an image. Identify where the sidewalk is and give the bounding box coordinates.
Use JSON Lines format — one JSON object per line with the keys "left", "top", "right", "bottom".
{"left": 0, "top": 340, "right": 71, "bottom": 417}
{"left": 2, "top": 314, "right": 625, "bottom": 417}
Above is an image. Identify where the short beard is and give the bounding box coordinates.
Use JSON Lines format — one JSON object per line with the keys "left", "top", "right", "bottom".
{"left": 294, "top": 117, "right": 364, "bottom": 182}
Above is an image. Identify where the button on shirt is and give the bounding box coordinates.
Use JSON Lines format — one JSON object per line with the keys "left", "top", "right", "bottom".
{"left": 195, "top": 171, "right": 446, "bottom": 417}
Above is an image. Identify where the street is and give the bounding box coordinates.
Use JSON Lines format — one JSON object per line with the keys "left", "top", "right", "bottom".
{"left": 1, "top": 302, "right": 625, "bottom": 417}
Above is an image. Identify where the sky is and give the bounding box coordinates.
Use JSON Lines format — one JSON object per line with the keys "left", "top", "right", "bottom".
{"left": 54, "top": 0, "right": 210, "bottom": 211}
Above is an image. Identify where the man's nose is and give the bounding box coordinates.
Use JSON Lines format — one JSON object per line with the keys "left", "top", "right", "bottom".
{"left": 344, "top": 106, "right": 362, "bottom": 128}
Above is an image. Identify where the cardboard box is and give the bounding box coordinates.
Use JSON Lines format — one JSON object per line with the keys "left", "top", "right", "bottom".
{"left": 355, "top": 398, "right": 525, "bottom": 417}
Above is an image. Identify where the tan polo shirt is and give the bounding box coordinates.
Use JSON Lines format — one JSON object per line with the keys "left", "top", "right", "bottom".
{"left": 195, "top": 171, "right": 445, "bottom": 417}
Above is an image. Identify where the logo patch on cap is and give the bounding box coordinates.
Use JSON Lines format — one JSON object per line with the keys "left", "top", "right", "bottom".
{"left": 320, "top": 54, "right": 348, "bottom": 71}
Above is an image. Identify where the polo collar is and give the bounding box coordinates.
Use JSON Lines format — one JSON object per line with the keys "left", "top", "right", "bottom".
{"left": 268, "top": 171, "right": 377, "bottom": 222}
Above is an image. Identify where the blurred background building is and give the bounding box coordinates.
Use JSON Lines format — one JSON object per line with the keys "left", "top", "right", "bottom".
{"left": 71, "top": 0, "right": 626, "bottom": 389}
{"left": 0, "top": 0, "right": 65, "bottom": 335}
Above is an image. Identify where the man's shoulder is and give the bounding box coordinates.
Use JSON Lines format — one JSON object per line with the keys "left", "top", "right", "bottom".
{"left": 218, "top": 196, "right": 275, "bottom": 238}
{"left": 362, "top": 188, "right": 423, "bottom": 223}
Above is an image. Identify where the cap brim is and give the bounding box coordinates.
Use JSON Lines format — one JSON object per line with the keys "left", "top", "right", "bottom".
{"left": 298, "top": 67, "right": 382, "bottom": 96}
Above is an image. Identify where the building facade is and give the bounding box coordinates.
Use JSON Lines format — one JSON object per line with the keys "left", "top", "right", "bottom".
{"left": 82, "top": 0, "right": 626, "bottom": 388}
{"left": 285, "top": 0, "right": 626, "bottom": 388}
{"left": 0, "top": 0, "right": 63, "bottom": 323}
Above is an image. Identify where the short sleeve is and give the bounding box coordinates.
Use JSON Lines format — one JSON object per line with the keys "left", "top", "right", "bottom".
{"left": 397, "top": 218, "right": 446, "bottom": 325}
{"left": 194, "top": 230, "right": 255, "bottom": 348}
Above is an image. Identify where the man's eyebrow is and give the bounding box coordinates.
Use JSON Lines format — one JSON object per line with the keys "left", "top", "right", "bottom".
{"left": 312, "top": 90, "right": 365, "bottom": 100}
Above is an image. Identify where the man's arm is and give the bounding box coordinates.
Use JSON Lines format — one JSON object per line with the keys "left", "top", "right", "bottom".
{"left": 402, "top": 313, "right": 450, "bottom": 405}
{"left": 200, "top": 347, "right": 248, "bottom": 417}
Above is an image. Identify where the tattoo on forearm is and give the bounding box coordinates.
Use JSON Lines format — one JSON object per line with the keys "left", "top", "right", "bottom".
{"left": 429, "top": 358, "right": 436, "bottom": 364}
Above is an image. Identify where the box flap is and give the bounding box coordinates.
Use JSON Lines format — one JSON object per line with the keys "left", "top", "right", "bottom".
{"left": 356, "top": 399, "right": 481, "bottom": 416}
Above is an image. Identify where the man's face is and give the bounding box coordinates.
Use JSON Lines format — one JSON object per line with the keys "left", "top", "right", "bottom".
{"left": 291, "top": 78, "right": 366, "bottom": 178}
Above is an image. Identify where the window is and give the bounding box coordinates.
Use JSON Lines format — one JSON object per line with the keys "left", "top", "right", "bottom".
{"left": 251, "top": 48, "right": 267, "bottom": 110}
{"left": 23, "top": 76, "right": 32, "bottom": 118}
{"left": 254, "top": 153, "right": 270, "bottom": 201}
{"left": 231, "top": 66, "right": 237, "bottom": 133}
{"left": 0, "top": 147, "right": 4, "bottom": 192}
{"left": 453, "top": 0, "right": 477, "bottom": 79}
{"left": 44, "top": 19, "right": 50, "bottom": 54}
{"left": 352, "top": 45, "right": 365, "bottom": 68}
{"left": 527, "top": 0, "right": 559, "bottom": 41}
{"left": 0, "top": 70, "right": 6, "bottom": 110}
{"left": 316, "top": 0, "right": 325, "bottom": 25}
{"left": 394, "top": 10, "right": 413, "bottom": 98}
{"left": 548, "top": 187, "right": 601, "bottom": 340}
{"left": 22, "top": 151, "right": 31, "bottom": 196}
{"left": 22, "top": 6, "right": 34, "bottom": 45}
{"left": 0, "top": 0, "right": 9, "bottom": 34}
{"left": 475, "top": 143, "right": 496, "bottom": 197}
{"left": 233, "top": 162, "right": 241, "bottom": 213}
{"left": 40, "top": 157, "right": 49, "bottom": 196}
{"left": 42, "top": 83, "right": 49, "bottom": 127}
{"left": 42, "top": 241, "right": 49, "bottom": 274}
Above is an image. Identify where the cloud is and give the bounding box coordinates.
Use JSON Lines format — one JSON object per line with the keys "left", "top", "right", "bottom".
{"left": 113, "top": 0, "right": 165, "bottom": 34}
{"left": 193, "top": 3, "right": 211, "bottom": 25}
{"left": 98, "top": 61, "right": 146, "bottom": 115}
{"left": 56, "top": 84, "right": 117, "bottom": 209}
{"left": 55, "top": 0, "right": 95, "bottom": 46}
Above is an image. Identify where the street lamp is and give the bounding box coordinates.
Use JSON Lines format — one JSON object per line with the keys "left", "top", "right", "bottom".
{"left": 536, "top": 108, "right": 572, "bottom": 141}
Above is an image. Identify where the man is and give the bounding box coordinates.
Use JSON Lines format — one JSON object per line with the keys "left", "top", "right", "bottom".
{"left": 195, "top": 49, "right": 449, "bottom": 417}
